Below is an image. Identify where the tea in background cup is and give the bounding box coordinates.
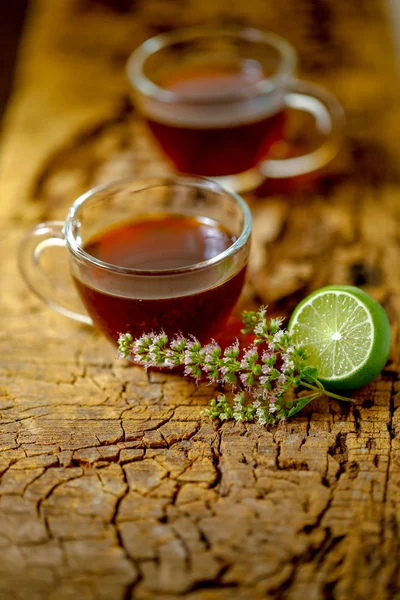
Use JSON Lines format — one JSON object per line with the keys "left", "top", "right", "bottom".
{"left": 18, "top": 176, "right": 251, "bottom": 344}
{"left": 127, "top": 27, "right": 344, "bottom": 192}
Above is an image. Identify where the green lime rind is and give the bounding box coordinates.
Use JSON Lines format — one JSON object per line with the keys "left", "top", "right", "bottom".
{"left": 288, "top": 285, "right": 391, "bottom": 392}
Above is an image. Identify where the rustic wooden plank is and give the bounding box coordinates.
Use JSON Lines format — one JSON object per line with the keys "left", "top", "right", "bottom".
{"left": 0, "top": 0, "right": 400, "bottom": 599}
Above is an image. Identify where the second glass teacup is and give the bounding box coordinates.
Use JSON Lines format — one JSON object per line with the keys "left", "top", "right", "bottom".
{"left": 18, "top": 176, "right": 251, "bottom": 345}
{"left": 127, "top": 26, "right": 344, "bottom": 193}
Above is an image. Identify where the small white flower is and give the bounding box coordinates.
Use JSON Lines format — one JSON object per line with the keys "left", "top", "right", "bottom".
{"left": 273, "top": 330, "right": 284, "bottom": 343}
{"left": 163, "top": 358, "right": 176, "bottom": 368}
{"left": 240, "top": 373, "right": 252, "bottom": 386}
{"left": 186, "top": 335, "right": 200, "bottom": 350}
{"left": 284, "top": 360, "right": 295, "bottom": 372}
{"left": 244, "top": 345, "right": 258, "bottom": 360}
{"left": 261, "top": 364, "right": 272, "bottom": 375}
{"left": 269, "top": 403, "right": 277, "bottom": 414}
{"left": 256, "top": 408, "right": 267, "bottom": 426}
{"left": 262, "top": 349, "right": 274, "bottom": 362}
{"left": 148, "top": 350, "right": 159, "bottom": 363}
{"left": 271, "top": 317, "right": 284, "bottom": 328}
{"left": 240, "top": 345, "right": 258, "bottom": 369}
{"left": 132, "top": 339, "right": 145, "bottom": 352}
{"left": 224, "top": 339, "right": 240, "bottom": 355}
{"left": 170, "top": 335, "right": 186, "bottom": 349}
{"left": 184, "top": 350, "right": 195, "bottom": 365}
{"left": 202, "top": 340, "right": 219, "bottom": 355}
{"left": 254, "top": 322, "right": 265, "bottom": 335}
{"left": 282, "top": 352, "right": 295, "bottom": 372}
{"left": 118, "top": 333, "right": 131, "bottom": 345}
{"left": 278, "top": 373, "right": 287, "bottom": 385}
{"left": 233, "top": 396, "right": 244, "bottom": 410}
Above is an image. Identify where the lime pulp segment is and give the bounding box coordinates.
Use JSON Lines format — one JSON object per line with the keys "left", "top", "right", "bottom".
{"left": 290, "top": 290, "right": 374, "bottom": 379}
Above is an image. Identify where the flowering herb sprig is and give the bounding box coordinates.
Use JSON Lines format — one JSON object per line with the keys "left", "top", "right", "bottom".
{"left": 117, "top": 308, "right": 353, "bottom": 425}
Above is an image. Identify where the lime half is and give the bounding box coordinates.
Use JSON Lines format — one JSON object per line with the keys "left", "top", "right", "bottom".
{"left": 289, "top": 285, "right": 391, "bottom": 391}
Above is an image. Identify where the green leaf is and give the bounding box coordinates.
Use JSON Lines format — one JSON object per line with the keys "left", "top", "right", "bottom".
{"left": 224, "top": 373, "right": 237, "bottom": 385}
{"left": 301, "top": 366, "right": 319, "bottom": 383}
{"left": 287, "top": 393, "right": 320, "bottom": 417}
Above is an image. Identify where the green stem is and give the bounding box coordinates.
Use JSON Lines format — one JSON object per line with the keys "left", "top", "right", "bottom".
{"left": 300, "top": 381, "right": 355, "bottom": 403}
{"left": 300, "top": 392, "right": 322, "bottom": 404}
{"left": 312, "top": 378, "right": 325, "bottom": 392}
{"left": 325, "top": 390, "right": 356, "bottom": 402}
{"left": 287, "top": 391, "right": 321, "bottom": 417}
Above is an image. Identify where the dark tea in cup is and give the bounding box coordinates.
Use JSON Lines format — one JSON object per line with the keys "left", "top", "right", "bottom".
{"left": 73, "top": 213, "right": 247, "bottom": 343}
{"left": 143, "top": 64, "right": 286, "bottom": 177}
{"left": 19, "top": 177, "right": 252, "bottom": 345}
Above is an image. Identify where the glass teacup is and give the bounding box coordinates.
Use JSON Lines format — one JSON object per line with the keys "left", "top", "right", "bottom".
{"left": 18, "top": 176, "right": 252, "bottom": 345}
{"left": 127, "top": 26, "right": 345, "bottom": 193}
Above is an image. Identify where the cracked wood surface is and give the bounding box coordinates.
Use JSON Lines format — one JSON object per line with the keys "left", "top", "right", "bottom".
{"left": 1, "top": 0, "right": 400, "bottom": 598}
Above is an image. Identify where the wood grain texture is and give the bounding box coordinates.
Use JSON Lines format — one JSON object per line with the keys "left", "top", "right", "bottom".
{"left": 0, "top": 0, "right": 400, "bottom": 598}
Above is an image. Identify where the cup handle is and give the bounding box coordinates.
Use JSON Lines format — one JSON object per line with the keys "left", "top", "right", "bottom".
{"left": 260, "top": 79, "right": 345, "bottom": 179}
{"left": 18, "top": 221, "right": 93, "bottom": 326}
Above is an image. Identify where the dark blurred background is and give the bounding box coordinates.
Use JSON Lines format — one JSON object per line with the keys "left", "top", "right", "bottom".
{"left": 0, "top": 0, "right": 400, "bottom": 151}
{"left": 0, "top": 0, "right": 146, "bottom": 127}
{"left": 0, "top": 2, "right": 29, "bottom": 124}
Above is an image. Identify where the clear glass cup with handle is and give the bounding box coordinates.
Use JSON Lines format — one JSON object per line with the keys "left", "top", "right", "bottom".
{"left": 18, "top": 176, "right": 252, "bottom": 346}
{"left": 127, "top": 26, "right": 345, "bottom": 193}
